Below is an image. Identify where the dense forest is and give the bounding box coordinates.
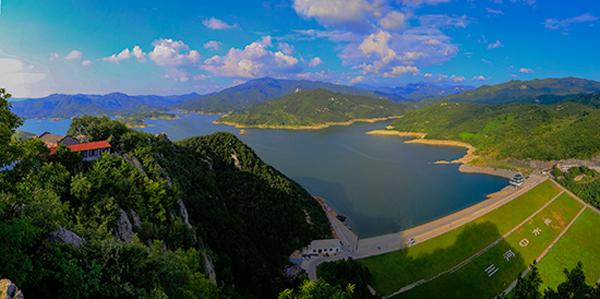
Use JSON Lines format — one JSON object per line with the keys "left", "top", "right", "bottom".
{"left": 554, "top": 167, "right": 600, "bottom": 209}
{"left": 219, "top": 89, "right": 407, "bottom": 128}
{"left": 1, "top": 88, "right": 331, "bottom": 298}
{"left": 390, "top": 93, "right": 600, "bottom": 161}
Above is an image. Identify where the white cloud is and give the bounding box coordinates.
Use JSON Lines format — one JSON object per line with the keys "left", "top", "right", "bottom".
{"left": 163, "top": 68, "right": 190, "bottom": 82}
{"left": 131, "top": 45, "right": 146, "bottom": 62}
{"left": 149, "top": 39, "right": 200, "bottom": 67}
{"left": 0, "top": 57, "right": 46, "bottom": 97}
{"left": 81, "top": 60, "right": 92, "bottom": 66}
{"left": 384, "top": 65, "right": 419, "bottom": 77}
{"left": 103, "top": 48, "right": 132, "bottom": 63}
{"left": 519, "top": 67, "right": 534, "bottom": 74}
{"left": 359, "top": 31, "right": 397, "bottom": 65}
{"left": 485, "top": 8, "right": 504, "bottom": 15}
{"left": 350, "top": 75, "right": 365, "bottom": 84}
{"left": 49, "top": 53, "right": 60, "bottom": 61}
{"left": 379, "top": 11, "right": 406, "bottom": 30}
{"left": 473, "top": 75, "right": 487, "bottom": 81}
{"left": 204, "top": 40, "right": 222, "bottom": 50}
{"left": 277, "top": 43, "right": 295, "bottom": 55}
{"left": 293, "top": 0, "right": 374, "bottom": 28}
{"left": 487, "top": 40, "right": 502, "bottom": 49}
{"left": 419, "top": 14, "right": 470, "bottom": 28}
{"left": 64, "top": 50, "right": 83, "bottom": 60}
{"left": 203, "top": 17, "right": 237, "bottom": 30}
{"left": 308, "top": 57, "right": 322, "bottom": 67}
{"left": 202, "top": 36, "right": 301, "bottom": 78}
{"left": 401, "top": 0, "right": 451, "bottom": 7}
{"left": 544, "top": 13, "right": 598, "bottom": 31}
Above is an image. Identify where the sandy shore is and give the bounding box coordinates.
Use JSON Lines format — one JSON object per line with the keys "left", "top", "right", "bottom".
{"left": 404, "top": 139, "right": 477, "bottom": 164}
{"left": 214, "top": 116, "right": 402, "bottom": 130}
{"left": 366, "top": 130, "right": 427, "bottom": 138}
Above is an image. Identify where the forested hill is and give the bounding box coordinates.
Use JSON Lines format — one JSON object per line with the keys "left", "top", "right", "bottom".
{"left": 438, "top": 77, "right": 600, "bottom": 104}
{"left": 389, "top": 93, "right": 600, "bottom": 161}
{"left": 10, "top": 92, "right": 198, "bottom": 119}
{"left": 218, "top": 89, "right": 408, "bottom": 128}
{"left": 1, "top": 88, "right": 330, "bottom": 298}
{"left": 179, "top": 77, "right": 404, "bottom": 112}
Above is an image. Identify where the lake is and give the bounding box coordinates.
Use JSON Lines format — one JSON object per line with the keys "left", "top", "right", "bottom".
{"left": 20, "top": 113, "right": 508, "bottom": 238}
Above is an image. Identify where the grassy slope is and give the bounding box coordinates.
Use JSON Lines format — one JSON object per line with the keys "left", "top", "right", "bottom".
{"left": 218, "top": 89, "right": 406, "bottom": 127}
{"left": 398, "top": 193, "right": 582, "bottom": 299}
{"left": 361, "top": 181, "right": 560, "bottom": 295}
{"left": 389, "top": 100, "right": 600, "bottom": 161}
{"left": 537, "top": 208, "right": 600, "bottom": 289}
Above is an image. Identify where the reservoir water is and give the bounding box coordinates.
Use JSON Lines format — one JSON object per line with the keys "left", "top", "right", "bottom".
{"left": 20, "top": 113, "right": 508, "bottom": 238}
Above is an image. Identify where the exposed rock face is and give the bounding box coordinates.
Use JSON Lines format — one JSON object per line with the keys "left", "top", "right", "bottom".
{"left": 130, "top": 209, "right": 142, "bottom": 230}
{"left": 231, "top": 150, "right": 242, "bottom": 170}
{"left": 0, "top": 279, "right": 24, "bottom": 299}
{"left": 203, "top": 253, "right": 217, "bottom": 283}
{"left": 51, "top": 227, "right": 84, "bottom": 248}
{"left": 114, "top": 208, "right": 134, "bottom": 242}
{"left": 177, "top": 199, "right": 192, "bottom": 229}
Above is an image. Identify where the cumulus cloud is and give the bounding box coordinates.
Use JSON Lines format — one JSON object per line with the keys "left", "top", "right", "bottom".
{"left": 81, "top": 60, "right": 92, "bottom": 66}
{"left": 293, "top": 0, "right": 374, "bottom": 29}
{"left": 379, "top": 11, "right": 406, "bottom": 30}
{"left": 103, "top": 45, "right": 146, "bottom": 63}
{"left": 0, "top": 57, "right": 46, "bottom": 97}
{"left": 487, "top": 40, "right": 502, "bottom": 49}
{"left": 149, "top": 39, "right": 200, "bottom": 67}
{"left": 202, "top": 36, "right": 301, "bottom": 78}
{"left": 308, "top": 57, "right": 322, "bottom": 67}
{"left": 203, "top": 40, "right": 222, "bottom": 50}
{"left": 544, "top": 13, "right": 597, "bottom": 31}
{"left": 49, "top": 53, "right": 60, "bottom": 61}
{"left": 64, "top": 50, "right": 83, "bottom": 60}
{"left": 384, "top": 65, "right": 420, "bottom": 77}
{"left": 164, "top": 68, "right": 190, "bottom": 82}
{"left": 473, "top": 75, "right": 487, "bottom": 81}
{"left": 277, "top": 43, "right": 295, "bottom": 55}
{"left": 419, "top": 14, "right": 470, "bottom": 28}
{"left": 519, "top": 67, "right": 534, "bottom": 74}
{"left": 203, "top": 17, "right": 238, "bottom": 30}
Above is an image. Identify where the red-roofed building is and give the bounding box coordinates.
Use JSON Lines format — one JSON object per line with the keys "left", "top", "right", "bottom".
{"left": 49, "top": 140, "right": 111, "bottom": 161}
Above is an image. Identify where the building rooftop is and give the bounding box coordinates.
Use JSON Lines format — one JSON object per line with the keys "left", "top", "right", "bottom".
{"left": 38, "top": 132, "right": 66, "bottom": 146}
{"left": 67, "top": 141, "right": 111, "bottom": 152}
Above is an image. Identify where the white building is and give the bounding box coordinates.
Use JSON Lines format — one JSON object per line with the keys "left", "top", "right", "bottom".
{"left": 303, "top": 239, "right": 343, "bottom": 256}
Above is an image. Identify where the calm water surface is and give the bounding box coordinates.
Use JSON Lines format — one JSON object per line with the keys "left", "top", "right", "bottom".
{"left": 21, "top": 113, "right": 507, "bottom": 238}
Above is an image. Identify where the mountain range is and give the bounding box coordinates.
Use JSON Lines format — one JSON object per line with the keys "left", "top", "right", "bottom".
{"left": 9, "top": 77, "right": 600, "bottom": 119}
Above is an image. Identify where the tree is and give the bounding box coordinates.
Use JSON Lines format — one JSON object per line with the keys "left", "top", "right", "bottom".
{"left": 544, "top": 262, "right": 592, "bottom": 299}
{"left": 278, "top": 279, "right": 354, "bottom": 299}
{"left": 0, "top": 88, "right": 23, "bottom": 165}
{"left": 514, "top": 263, "right": 542, "bottom": 299}
{"left": 317, "top": 259, "right": 378, "bottom": 299}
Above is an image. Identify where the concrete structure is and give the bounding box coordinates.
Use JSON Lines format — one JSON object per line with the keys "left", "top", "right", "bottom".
{"left": 303, "top": 239, "right": 343, "bottom": 257}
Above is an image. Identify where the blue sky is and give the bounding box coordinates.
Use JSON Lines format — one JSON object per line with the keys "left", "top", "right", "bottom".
{"left": 0, "top": 0, "right": 599, "bottom": 97}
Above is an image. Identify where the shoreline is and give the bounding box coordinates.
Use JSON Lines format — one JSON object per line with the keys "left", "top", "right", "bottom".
{"left": 213, "top": 116, "right": 402, "bottom": 130}
{"left": 366, "top": 129, "right": 517, "bottom": 179}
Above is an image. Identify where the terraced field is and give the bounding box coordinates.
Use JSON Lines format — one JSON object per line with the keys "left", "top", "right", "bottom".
{"left": 360, "top": 181, "right": 561, "bottom": 296}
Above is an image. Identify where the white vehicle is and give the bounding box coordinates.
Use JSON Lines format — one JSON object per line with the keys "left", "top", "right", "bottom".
{"left": 407, "top": 238, "right": 417, "bottom": 247}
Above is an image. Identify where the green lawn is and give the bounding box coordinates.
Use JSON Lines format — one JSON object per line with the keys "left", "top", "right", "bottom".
{"left": 361, "top": 180, "right": 560, "bottom": 295}
{"left": 397, "top": 193, "right": 582, "bottom": 299}
{"left": 537, "top": 208, "right": 600, "bottom": 289}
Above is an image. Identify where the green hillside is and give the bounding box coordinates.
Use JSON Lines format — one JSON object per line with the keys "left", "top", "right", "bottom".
{"left": 1, "top": 89, "right": 330, "bottom": 298}
{"left": 438, "top": 77, "right": 600, "bottom": 104}
{"left": 388, "top": 94, "right": 600, "bottom": 161}
{"left": 218, "top": 89, "right": 407, "bottom": 128}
